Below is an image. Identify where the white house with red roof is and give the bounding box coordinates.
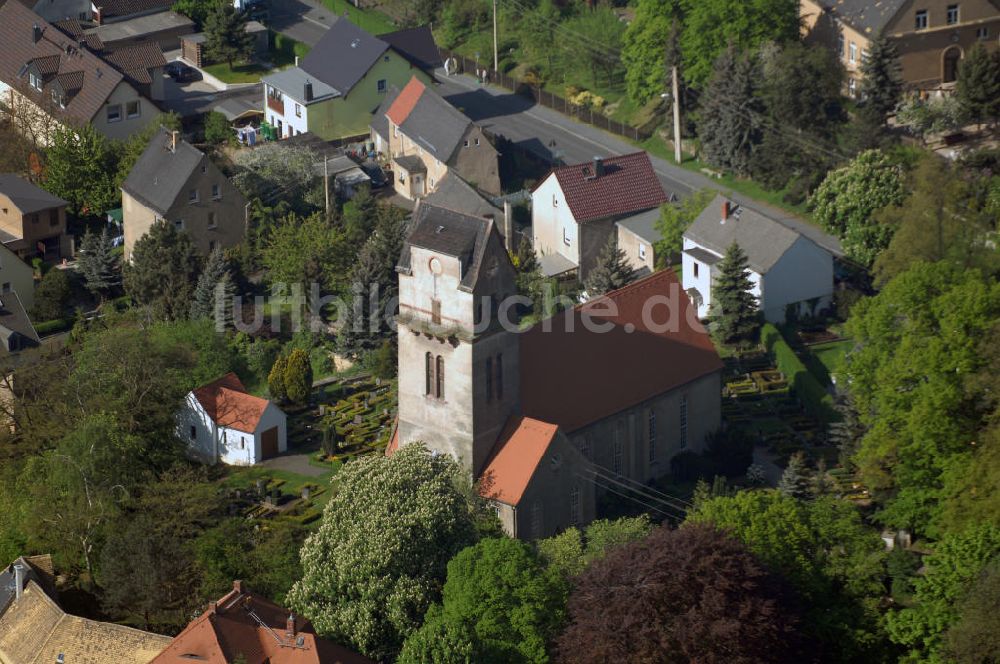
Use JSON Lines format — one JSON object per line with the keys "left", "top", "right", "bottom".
{"left": 178, "top": 373, "right": 287, "bottom": 465}
{"left": 390, "top": 200, "right": 722, "bottom": 539}
{"left": 531, "top": 151, "right": 670, "bottom": 282}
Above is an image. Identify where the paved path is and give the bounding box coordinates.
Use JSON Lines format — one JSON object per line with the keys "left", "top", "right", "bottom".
{"left": 269, "top": 0, "right": 338, "bottom": 46}
{"left": 259, "top": 447, "right": 327, "bottom": 476}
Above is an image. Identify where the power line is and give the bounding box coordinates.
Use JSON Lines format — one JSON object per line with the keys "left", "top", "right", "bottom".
{"left": 576, "top": 471, "right": 679, "bottom": 519}
{"left": 590, "top": 465, "right": 695, "bottom": 510}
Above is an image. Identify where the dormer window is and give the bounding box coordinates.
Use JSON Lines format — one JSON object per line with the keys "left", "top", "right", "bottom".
{"left": 51, "top": 89, "right": 65, "bottom": 108}
{"left": 29, "top": 72, "right": 42, "bottom": 91}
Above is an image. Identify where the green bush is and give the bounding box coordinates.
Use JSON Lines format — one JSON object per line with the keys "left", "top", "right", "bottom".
{"left": 204, "top": 111, "right": 233, "bottom": 145}
{"left": 33, "top": 317, "right": 75, "bottom": 336}
{"left": 760, "top": 324, "right": 836, "bottom": 423}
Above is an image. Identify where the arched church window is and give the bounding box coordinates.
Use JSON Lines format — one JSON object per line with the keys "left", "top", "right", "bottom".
{"left": 425, "top": 352, "right": 433, "bottom": 395}
{"left": 436, "top": 355, "right": 445, "bottom": 399}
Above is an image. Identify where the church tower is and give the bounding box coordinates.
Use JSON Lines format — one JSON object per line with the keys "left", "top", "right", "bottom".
{"left": 395, "top": 201, "right": 521, "bottom": 477}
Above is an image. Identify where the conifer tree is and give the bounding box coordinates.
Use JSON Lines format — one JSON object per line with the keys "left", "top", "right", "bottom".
{"left": 585, "top": 236, "right": 635, "bottom": 297}
{"left": 77, "top": 228, "right": 120, "bottom": 300}
{"left": 190, "top": 246, "right": 234, "bottom": 328}
{"left": 124, "top": 219, "right": 201, "bottom": 321}
{"left": 268, "top": 355, "right": 287, "bottom": 402}
{"left": 513, "top": 236, "right": 543, "bottom": 309}
{"left": 956, "top": 42, "right": 1000, "bottom": 128}
{"left": 283, "top": 348, "right": 312, "bottom": 405}
{"left": 697, "top": 45, "right": 763, "bottom": 177}
{"left": 203, "top": 0, "right": 254, "bottom": 68}
{"left": 710, "top": 241, "right": 759, "bottom": 347}
{"left": 859, "top": 36, "right": 903, "bottom": 126}
{"left": 778, "top": 452, "right": 812, "bottom": 499}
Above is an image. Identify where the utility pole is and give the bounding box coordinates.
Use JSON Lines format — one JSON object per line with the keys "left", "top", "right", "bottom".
{"left": 672, "top": 65, "right": 682, "bottom": 164}
{"left": 492, "top": 0, "right": 498, "bottom": 73}
{"left": 324, "top": 156, "right": 330, "bottom": 218}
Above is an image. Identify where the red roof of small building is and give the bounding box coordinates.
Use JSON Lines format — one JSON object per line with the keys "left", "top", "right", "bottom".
{"left": 478, "top": 416, "right": 559, "bottom": 506}
{"left": 150, "top": 581, "right": 372, "bottom": 664}
{"left": 520, "top": 269, "right": 723, "bottom": 432}
{"left": 192, "top": 373, "right": 272, "bottom": 434}
{"left": 542, "top": 151, "right": 669, "bottom": 223}
{"left": 385, "top": 76, "right": 426, "bottom": 126}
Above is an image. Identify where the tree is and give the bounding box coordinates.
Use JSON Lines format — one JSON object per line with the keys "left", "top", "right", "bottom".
{"left": 709, "top": 242, "right": 759, "bottom": 347}
{"left": 171, "top": 0, "right": 214, "bottom": 27}
{"left": 956, "top": 42, "right": 1000, "bottom": 129}
{"left": 859, "top": 36, "right": 903, "bottom": 126}
{"left": 77, "top": 228, "right": 120, "bottom": 299}
{"left": 190, "top": 245, "right": 235, "bottom": 327}
{"left": 518, "top": 0, "right": 562, "bottom": 81}
{"left": 558, "top": 8, "right": 626, "bottom": 88}
{"left": 267, "top": 355, "right": 287, "bottom": 401}
{"left": 584, "top": 236, "right": 634, "bottom": 297}
{"left": 124, "top": 219, "right": 201, "bottom": 320}
{"left": 653, "top": 189, "right": 714, "bottom": 266}
{"left": 556, "top": 524, "right": 807, "bottom": 663}
{"left": 697, "top": 45, "right": 763, "bottom": 177}
{"left": 286, "top": 443, "right": 479, "bottom": 660}
{"left": 203, "top": 0, "right": 254, "bottom": 68}
{"left": 44, "top": 123, "right": 118, "bottom": 216}
{"left": 537, "top": 516, "right": 653, "bottom": 581}
{"left": 944, "top": 558, "right": 1000, "bottom": 664}
{"left": 511, "top": 236, "right": 543, "bottom": 312}
{"left": 261, "top": 212, "right": 349, "bottom": 293}
{"left": 778, "top": 452, "right": 812, "bottom": 500}
{"left": 283, "top": 348, "right": 312, "bottom": 404}
{"left": 203, "top": 111, "right": 233, "bottom": 145}
{"left": 231, "top": 143, "right": 323, "bottom": 213}
{"left": 810, "top": 149, "right": 905, "bottom": 265}
{"left": 399, "top": 538, "right": 566, "bottom": 663}
{"left": 845, "top": 262, "right": 1000, "bottom": 532}
{"left": 341, "top": 186, "right": 379, "bottom": 245}
{"left": 887, "top": 524, "right": 1000, "bottom": 662}
{"left": 31, "top": 268, "right": 72, "bottom": 321}
{"left": 680, "top": 0, "right": 800, "bottom": 89}
{"left": 622, "top": 0, "right": 681, "bottom": 103}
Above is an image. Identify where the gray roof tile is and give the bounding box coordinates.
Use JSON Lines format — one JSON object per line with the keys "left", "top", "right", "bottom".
{"left": 121, "top": 127, "right": 203, "bottom": 215}
{"left": 0, "top": 175, "right": 67, "bottom": 214}
{"left": 398, "top": 201, "right": 496, "bottom": 290}
{"left": 299, "top": 16, "right": 388, "bottom": 95}
{"left": 817, "top": 0, "right": 907, "bottom": 35}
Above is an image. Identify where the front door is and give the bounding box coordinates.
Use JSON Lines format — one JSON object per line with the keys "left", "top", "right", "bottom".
{"left": 261, "top": 427, "right": 279, "bottom": 459}
{"left": 414, "top": 174, "right": 424, "bottom": 197}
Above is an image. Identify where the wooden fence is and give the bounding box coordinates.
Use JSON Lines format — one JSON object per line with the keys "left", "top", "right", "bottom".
{"left": 440, "top": 49, "right": 653, "bottom": 144}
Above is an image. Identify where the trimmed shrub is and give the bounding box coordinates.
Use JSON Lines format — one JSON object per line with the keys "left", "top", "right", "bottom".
{"left": 33, "top": 317, "right": 75, "bottom": 336}
{"left": 760, "top": 324, "right": 836, "bottom": 422}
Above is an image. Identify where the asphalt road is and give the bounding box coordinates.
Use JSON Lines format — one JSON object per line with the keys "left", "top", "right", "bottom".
{"left": 268, "top": 0, "right": 338, "bottom": 46}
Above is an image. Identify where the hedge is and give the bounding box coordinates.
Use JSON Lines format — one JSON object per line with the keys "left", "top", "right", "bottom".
{"left": 34, "top": 317, "right": 75, "bottom": 336}
{"left": 760, "top": 324, "right": 836, "bottom": 423}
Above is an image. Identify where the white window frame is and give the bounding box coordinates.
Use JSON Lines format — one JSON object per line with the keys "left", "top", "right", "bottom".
{"left": 106, "top": 104, "right": 122, "bottom": 123}
{"left": 977, "top": 26, "right": 988, "bottom": 40}
{"left": 377, "top": 78, "right": 387, "bottom": 93}
{"left": 29, "top": 72, "right": 41, "bottom": 91}
{"left": 295, "top": 103, "right": 301, "bottom": 117}
{"left": 552, "top": 194, "right": 558, "bottom": 208}
{"left": 848, "top": 77, "right": 858, "bottom": 97}
{"left": 946, "top": 4, "right": 958, "bottom": 25}
{"left": 638, "top": 243, "right": 647, "bottom": 260}
{"left": 848, "top": 42, "right": 857, "bottom": 64}
{"left": 562, "top": 226, "right": 571, "bottom": 246}
{"left": 915, "top": 9, "right": 928, "bottom": 29}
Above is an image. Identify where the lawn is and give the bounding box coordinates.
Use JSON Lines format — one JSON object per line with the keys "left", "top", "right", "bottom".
{"left": 203, "top": 61, "right": 270, "bottom": 84}
{"left": 201, "top": 33, "right": 311, "bottom": 84}
{"left": 803, "top": 339, "right": 852, "bottom": 387}
{"left": 318, "top": 0, "right": 396, "bottom": 34}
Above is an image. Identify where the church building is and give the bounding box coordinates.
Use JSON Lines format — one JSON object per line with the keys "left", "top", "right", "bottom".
{"left": 389, "top": 201, "right": 723, "bottom": 538}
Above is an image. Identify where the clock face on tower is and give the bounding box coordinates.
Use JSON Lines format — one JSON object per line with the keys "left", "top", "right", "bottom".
{"left": 429, "top": 257, "right": 443, "bottom": 275}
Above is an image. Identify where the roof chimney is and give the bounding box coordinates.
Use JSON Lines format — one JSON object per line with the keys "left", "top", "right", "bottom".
{"left": 304, "top": 80, "right": 313, "bottom": 102}
{"left": 593, "top": 156, "right": 604, "bottom": 177}
{"left": 286, "top": 613, "right": 296, "bottom": 638}
{"left": 233, "top": 579, "right": 244, "bottom": 594}
{"left": 32, "top": 24, "right": 42, "bottom": 43}
{"left": 721, "top": 199, "right": 730, "bottom": 223}
{"left": 170, "top": 130, "right": 178, "bottom": 153}
{"left": 13, "top": 563, "right": 26, "bottom": 601}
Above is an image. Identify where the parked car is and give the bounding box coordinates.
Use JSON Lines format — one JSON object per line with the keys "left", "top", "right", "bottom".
{"left": 360, "top": 160, "right": 388, "bottom": 189}
{"left": 166, "top": 62, "right": 198, "bottom": 83}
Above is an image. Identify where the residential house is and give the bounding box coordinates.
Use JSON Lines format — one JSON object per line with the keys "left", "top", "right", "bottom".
{"left": 0, "top": 2, "right": 158, "bottom": 142}
{"left": 615, "top": 207, "right": 661, "bottom": 276}
{"left": 0, "top": 293, "right": 40, "bottom": 357}
{"left": 801, "top": 0, "right": 1000, "bottom": 94}
{"left": 531, "top": 152, "right": 670, "bottom": 282}
{"left": 84, "top": 10, "right": 195, "bottom": 52}
{"left": 91, "top": 0, "right": 174, "bottom": 24}
{"left": 17, "top": 0, "right": 92, "bottom": 23}
{"left": 0, "top": 174, "right": 71, "bottom": 262}
{"left": 121, "top": 128, "right": 247, "bottom": 260}
{"left": 261, "top": 17, "right": 440, "bottom": 140}
{"left": 683, "top": 195, "right": 834, "bottom": 323}
{"left": 374, "top": 76, "right": 501, "bottom": 198}
{"left": 151, "top": 581, "right": 373, "bottom": 664}
{"left": 389, "top": 201, "right": 722, "bottom": 538}
{"left": 0, "top": 242, "right": 35, "bottom": 313}
{"left": 0, "top": 554, "right": 171, "bottom": 664}
{"left": 178, "top": 372, "right": 288, "bottom": 465}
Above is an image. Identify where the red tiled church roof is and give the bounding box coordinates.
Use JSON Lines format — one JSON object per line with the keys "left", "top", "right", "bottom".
{"left": 542, "top": 151, "right": 669, "bottom": 223}
{"left": 520, "top": 269, "right": 723, "bottom": 432}
{"left": 478, "top": 417, "right": 559, "bottom": 505}
{"left": 192, "top": 373, "right": 271, "bottom": 434}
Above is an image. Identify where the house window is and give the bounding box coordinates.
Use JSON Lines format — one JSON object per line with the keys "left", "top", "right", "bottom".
{"left": 563, "top": 227, "right": 571, "bottom": 246}
{"left": 208, "top": 240, "right": 216, "bottom": 252}
{"left": 552, "top": 194, "right": 558, "bottom": 208}
{"left": 425, "top": 352, "right": 433, "bottom": 395}
{"left": 464, "top": 139, "right": 470, "bottom": 147}
{"left": 29, "top": 73, "right": 41, "bottom": 91}
{"left": 431, "top": 298, "right": 441, "bottom": 324}
{"left": 848, "top": 42, "right": 857, "bottom": 64}
{"left": 190, "top": 425, "right": 196, "bottom": 440}
{"left": 638, "top": 243, "right": 647, "bottom": 260}
{"left": 51, "top": 89, "right": 65, "bottom": 108}
{"left": 977, "top": 26, "right": 989, "bottom": 39}
{"left": 837, "top": 32, "right": 844, "bottom": 57}
{"left": 861, "top": 48, "right": 870, "bottom": 65}
{"left": 679, "top": 395, "right": 688, "bottom": 448}
{"left": 106, "top": 104, "right": 122, "bottom": 122}
{"left": 126, "top": 100, "right": 140, "bottom": 119}
{"left": 377, "top": 79, "right": 387, "bottom": 93}
{"left": 212, "top": 184, "right": 221, "bottom": 199}
{"left": 495, "top": 353, "right": 503, "bottom": 400}
{"left": 1, "top": 283, "right": 10, "bottom": 294}
{"left": 201, "top": 163, "right": 207, "bottom": 174}
{"left": 569, "top": 486, "right": 580, "bottom": 525}
{"left": 189, "top": 189, "right": 199, "bottom": 203}
{"left": 393, "top": 124, "right": 398, "bottom": 137}
{"left": 475, "top": 138, "right": 480, "bottom": 146}
{"left": 435, "top": 355, "right": 445, "bottom": 399}
{"left": 485, "top": 357, "right": 493, "bottom": 401}
{"left": 693, "top": 262, "right": 700, "bottom": 278}
{"left": 239, "top": 437, "right": 245, "bottom": 450}
{"left": 915, "top": 9, "right": 928, "bottom": 29}
{"left": 648, "top": 409, "right": 656, "bottom": 463}
{"left": 49, "top": 209, "right": 58, "bottom": 226}
{"left": 295, "top": 103, "right": 301, "bottom": 117}
{"left": 207, "top": 212, "right": 217, "bottom": 228}
{"left": 848, "top": 77, "right": 857, "bottom": 97}
{"left": 946, "top": 4, "right": 958, "bottom": 24}
{"left": 531, "top": 501, "right": 543, "bottom": 538}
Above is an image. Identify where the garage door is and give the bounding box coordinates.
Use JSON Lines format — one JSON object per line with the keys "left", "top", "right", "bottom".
{"left": 261, "top": 427, "right": 279, "bottom": 459}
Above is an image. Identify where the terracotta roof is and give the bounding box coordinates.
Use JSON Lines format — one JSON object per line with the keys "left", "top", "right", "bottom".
{"left": 385, "top": 75, "right": 424, "bottom": 126}
{"left": 0, "top": 580, "right": 170, "bottom": 664}
{"left": 52, "top": 18, "right": 105, "bottom": 50}
{"left": 192, "top": 373, "right": 272, "bottom": 434}
{"left": 0, "top": 2, "right": 127, "bottom": 125}
{"left": 542, "top": 151, "right": 669, "bottom": 223}
{"left": 479, "top": 417, "right": 559, "bottom": 505}
{"left": 520, "top": 269, "right": 723, "bottom": 432}
{"left": 151, "top": 581, "right": 373, "bottom": 664}
{"left": 385, "top": 417, "right": 399, "bottom": 456}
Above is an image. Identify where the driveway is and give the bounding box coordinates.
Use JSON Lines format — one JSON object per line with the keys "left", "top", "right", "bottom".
{"left": 259, "top": 447, "right": 327, "bottom": 477}
{"left": 160, "top": 73, "right": 263, "bottom": 117}
{"left": 268, "top": 0, "right": 337, "bottom": 46}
